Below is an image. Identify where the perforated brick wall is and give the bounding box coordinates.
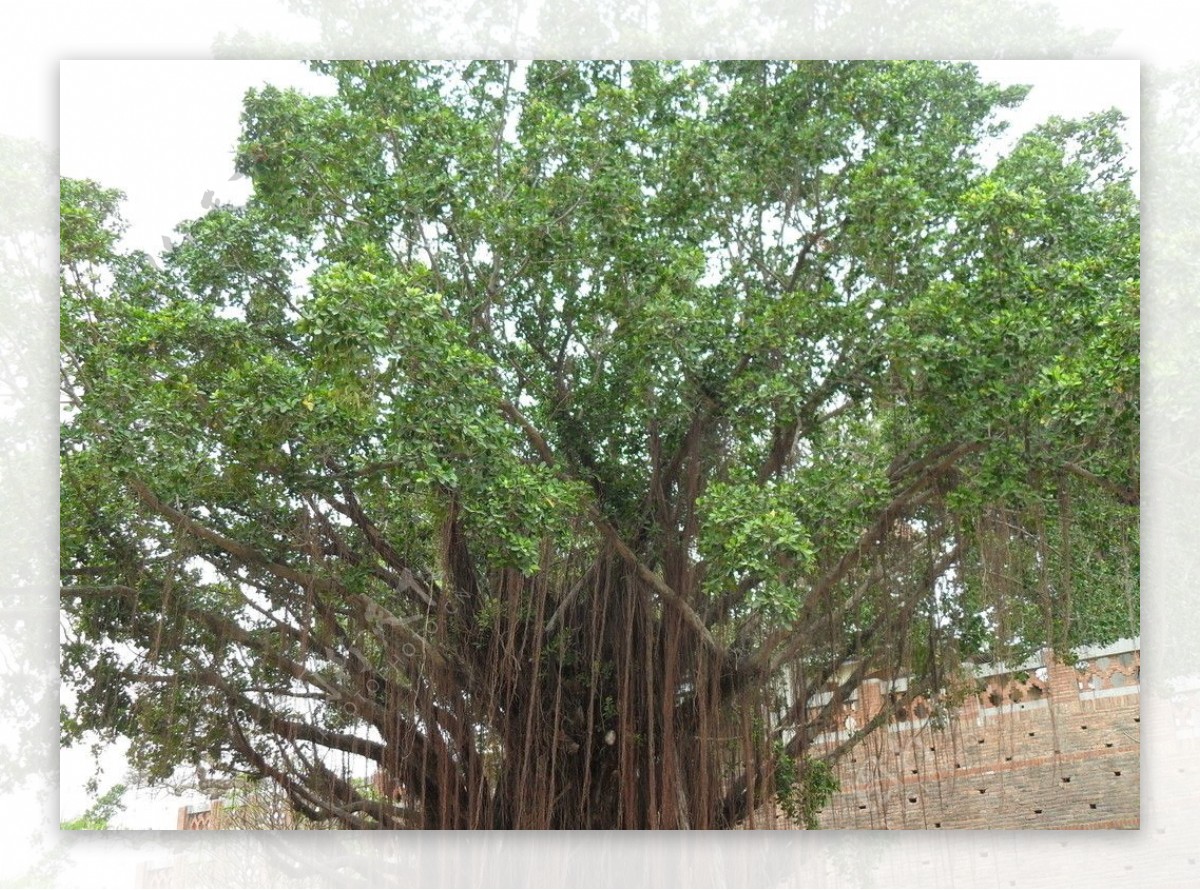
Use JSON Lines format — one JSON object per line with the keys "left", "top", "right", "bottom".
{"left": 807, "top": 647, "right": 1140, "bottom": 829}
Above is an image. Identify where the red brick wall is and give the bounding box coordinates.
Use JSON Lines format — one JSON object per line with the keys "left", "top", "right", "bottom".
{"left": 176, "top": 799, "right": 224, "bottom": 830}
{"left": 806, "top": 648, "right": 1140, "bottom": 829}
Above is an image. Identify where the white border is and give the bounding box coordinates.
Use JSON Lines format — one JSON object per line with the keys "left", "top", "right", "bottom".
{"left": 1, "top": 3, "right": 1192, "bottom": 887}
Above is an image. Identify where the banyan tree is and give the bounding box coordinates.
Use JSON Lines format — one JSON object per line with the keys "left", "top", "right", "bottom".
{"left": 60, "top": 61, "right": 1139, "bottom": 828}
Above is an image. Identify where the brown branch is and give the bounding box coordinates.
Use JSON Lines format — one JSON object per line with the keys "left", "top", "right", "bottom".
{"left": 1062, "top": 461, "right": 1138, "bottom": 506}
{"left": 498, "top": 398, "right": 557, "bottom": 465}
{"left": 227, "top": 718, "right": 390, "bottom": 829}
{"left": 741, "top": 442, "right": 982, "bottom": 680}
{"left": 593, "top": 519, "right": 721, "bottom": 657}
{"left": 658, "top": 353, "right": 752, "bottom": 492}
{"left": 126, "top": 477, "right": 447, "bottom": 673}
{"left": 314, "top": 474, "right": 437, "bottom": 609}
{"left": 61, "top": 584, "right": 140, "bottom": 598}
{"left": 498, "top": 398, "right": 722, "bottom": 658}
{"left": 220, "top": 676, "right": 388, "bottom": 765}
{"left": 201, "top": 652, "right": 446, "bottom": 828}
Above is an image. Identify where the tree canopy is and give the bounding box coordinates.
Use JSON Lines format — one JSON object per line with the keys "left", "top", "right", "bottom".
{"left": 60, "top": 60, "right": 1138, "bottom": 829}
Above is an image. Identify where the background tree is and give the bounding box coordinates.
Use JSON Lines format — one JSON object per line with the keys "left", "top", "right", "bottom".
{"left": 59, "top": 783, "right": 127, "bottom": 831}
{"left": 60, "top": 60, "right": 1138, "bottom": 829}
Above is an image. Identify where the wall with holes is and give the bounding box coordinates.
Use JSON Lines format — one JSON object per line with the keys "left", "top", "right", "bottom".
{"left": 807, "top": 641, "right": 1140, "bottom": 829}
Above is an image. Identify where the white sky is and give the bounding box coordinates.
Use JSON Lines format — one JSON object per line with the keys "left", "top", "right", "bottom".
{"left": 59, "top": 61, "right": 336, "bottom": 259}
{"left": 60, "top": 60, "right": 1140, "bottom": 261}
{"left": 56, "top": 58, "right": 1139, "bottom": 828}
{"left": 975, "top": 60, "right": 1139, "bottom": 172}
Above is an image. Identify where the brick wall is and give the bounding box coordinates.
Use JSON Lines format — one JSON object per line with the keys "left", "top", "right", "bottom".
{"left": 805, "top": 643, "right": 1140, "bottom": 829}
{"left": 176, "top": 799, "right": 225, "bottom": 830}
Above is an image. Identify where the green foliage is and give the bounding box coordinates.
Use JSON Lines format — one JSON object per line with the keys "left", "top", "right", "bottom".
{"left": 773, "top": 746, "right": 840, "bottom": 829}
{"left": 699, "top": 481, "right": 817, "bottom": 622}
{"left": 60, "top": 784, "right": 127, "bottom": 831}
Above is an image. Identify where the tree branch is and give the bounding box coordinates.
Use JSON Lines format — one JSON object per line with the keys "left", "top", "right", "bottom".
{"left": 1062, "top": 461, "right": 1138, "bottom": 506}
{"left": 498, "top": 398, "right": 723, "bottom": 659}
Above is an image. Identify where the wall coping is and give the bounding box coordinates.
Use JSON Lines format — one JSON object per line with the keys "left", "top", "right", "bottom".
{"left": 968, "top": 636, "right": 1140, "bottom": 679}
{"left": 803, "top": 638, "right": 1141, "bottom": 709}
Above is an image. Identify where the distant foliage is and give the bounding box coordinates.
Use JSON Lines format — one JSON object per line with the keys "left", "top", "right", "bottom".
{"left": 60, "top": 783, "right": 127, "bottom": 831}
